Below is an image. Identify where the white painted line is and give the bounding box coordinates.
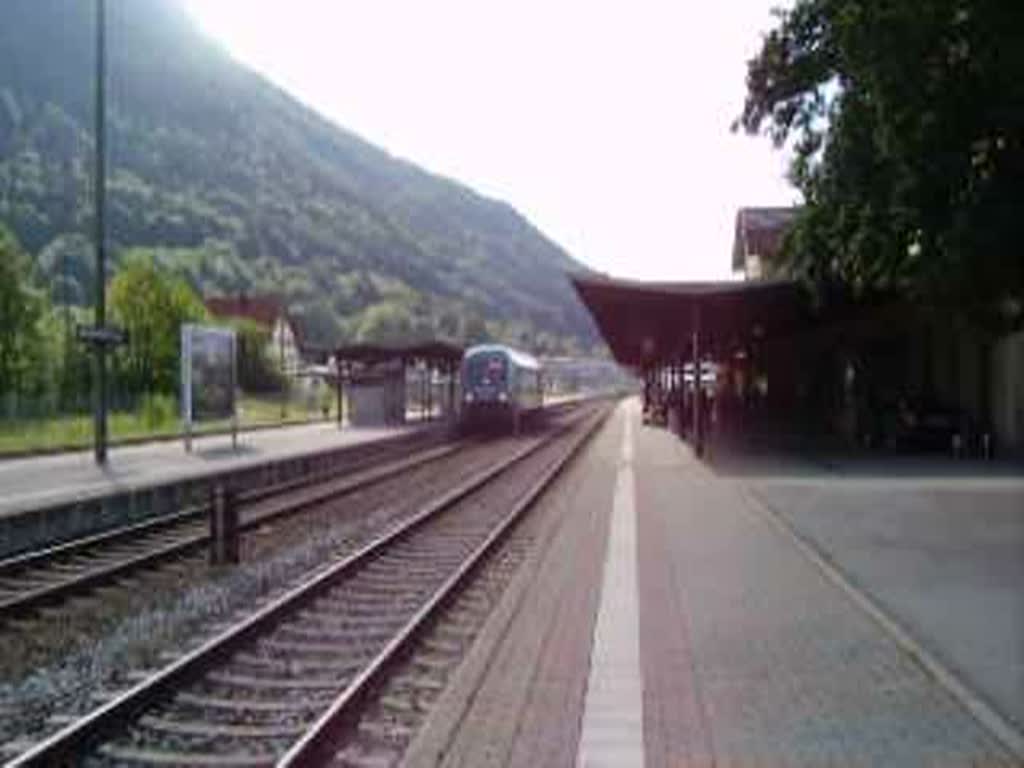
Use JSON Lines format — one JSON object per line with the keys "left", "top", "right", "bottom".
{"left": 577, "top": 402, "right": 645, "bottom": 767}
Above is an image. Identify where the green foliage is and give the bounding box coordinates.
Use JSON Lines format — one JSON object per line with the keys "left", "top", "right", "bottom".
{"left": 35, "top": 233, "right": 94, "bottom": 305}
{"left": 462, "top": 314, "right": 490, "bottom": 346}
{"left": 0, "top": 224, "right": 48, "bottom": 395}
{"left": 229, "top": 317, "right": 283, "bottom": 393}
{"left": 354, "top": 302, "right": 415, "bottom": 346}
{"left": 108, "top": 257, "right": 207, "bottom": 394}
{"left": 291, "top": 300, "right": 340, "bottom": 351}
{"left": 38, "top": 301, "right": 93, "bottom": 408}
{"left": 0, "top": 392, "right": 332, "bottom": 456}
{"left": 738, "top": 0, "right": 1024, "bottom": 325}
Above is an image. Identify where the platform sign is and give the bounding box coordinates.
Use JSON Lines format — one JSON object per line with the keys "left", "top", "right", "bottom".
{"left": 75, "top": 323, "right": 128, "bottom": 347}
{"left": 181, "top": 324, "right": 238, "bottom": 452}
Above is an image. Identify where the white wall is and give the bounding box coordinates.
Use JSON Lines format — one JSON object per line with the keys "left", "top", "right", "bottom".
{"left": 269, "top": 317, "right": 301, "bottom": 373}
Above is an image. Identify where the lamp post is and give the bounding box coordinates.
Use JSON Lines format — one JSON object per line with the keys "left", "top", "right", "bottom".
{"left": 93, "top": 0, "right": 109, "bottom": 464}
{"left": 77, "top": 0, "right": 127, "bottom": 463}
{"left": 279, "top": 317, "right": 287, "bottom": 420}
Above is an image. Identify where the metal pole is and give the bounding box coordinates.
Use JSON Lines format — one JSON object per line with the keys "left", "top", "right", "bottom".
{"left": 182, "top": 326, "right": 193, "bottom": 453}
{"left": 93, "top": 0, "right": 108, "bottom": 465}
{"left": 425, "top": 362, "right": 432, "bottom": 421}
{"left": 643, "top": 367, "right": 651, "bottom": 413}
{"left": 448, "top": 360, "right": 456, "bottom": 421}
{"left": 279, "top": 320, "right": 286, "bottom": 420}
{"left": 335, "top": 363, "right": 343, "bottom": 429}
{"left": 692, "top": 303, "right": 702, "bottom": 457}
{"left": 60, "top": 155, "right": 74, "bottom": 412}
{"left": 61, "top": 218, "right": 71, "bottom": 410}
{"left": 209, "top": 482, "right": 239, "bottom": 565}
{"left": 230, "top": 332, "right": 238, "bottom": 450}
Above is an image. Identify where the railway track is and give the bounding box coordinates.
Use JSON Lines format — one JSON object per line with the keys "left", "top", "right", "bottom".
{"left": 0, "top": 401, "right": 589, "bottom": 623}
{"left": 0, "top": 432, "right": 462, "bottom": 620}
{"left": 5, "top": 401, "right": 610, "bottom": 767}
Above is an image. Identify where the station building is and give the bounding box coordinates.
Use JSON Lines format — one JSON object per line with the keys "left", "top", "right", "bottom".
{"left": 571, "top": 207, "right": 1024, "bottom": 457}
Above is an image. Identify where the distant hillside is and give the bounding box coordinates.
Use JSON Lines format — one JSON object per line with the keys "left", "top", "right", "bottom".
{"left": 0, "top": 0, "right": 600, "bottom": 353}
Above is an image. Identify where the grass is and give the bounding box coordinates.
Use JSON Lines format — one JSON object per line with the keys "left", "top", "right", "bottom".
{"left": 0, "top": 393, "right": 340, "bottom": 457}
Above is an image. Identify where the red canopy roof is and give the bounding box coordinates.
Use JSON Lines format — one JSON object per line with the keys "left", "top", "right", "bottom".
{"left": 334, "top": 341, "right": 464, "bottom": 367}
{"left": 570, "top": 273, "right": 806, "bottom": 368}
{"left": 205, "top": 295, "right": 286, "bottom": 330}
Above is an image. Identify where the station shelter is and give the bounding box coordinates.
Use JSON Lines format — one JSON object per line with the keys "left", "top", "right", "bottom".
{"left": 332, "top": 342, "right": 463, "bottom": 427}
{"left": 571, "top": 274, "right": 806, "bottom": 456}
{"left": 570, "top": 200, "right": 1024, "bottom": 458}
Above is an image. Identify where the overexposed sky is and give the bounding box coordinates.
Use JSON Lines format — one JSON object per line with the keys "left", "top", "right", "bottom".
{"left": 183, "top": 0, "right": 797, "bottom": 281}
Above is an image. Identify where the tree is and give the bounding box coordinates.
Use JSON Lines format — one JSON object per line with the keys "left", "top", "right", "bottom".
{"left": 354, "top": 302, "right": 413, "bottom": 346}
{"left": 436, "top": 308, "right": 462, "bottom": 342}
{"left": 0, "top": 224, "right": 46, "bottom": 397}
{"left": 230, "top": 317, "right": 282, "bottom": 393}
{"left": 109, "top": 257, "right": 207, "bottom": 395}
{"left": 461, "top": 313, "right": 489, "bottom": 346}
{"left": 291, "top": 300, "right": 339, "bottom": 350}
{"left": 41, "top": 302, "right": 93, "bottom": 410}
{"left": 35, "top": 233, "right": 94, "bottom": 305}
{"left": 737, "top": 0, "right": 1024, "bottom": 326}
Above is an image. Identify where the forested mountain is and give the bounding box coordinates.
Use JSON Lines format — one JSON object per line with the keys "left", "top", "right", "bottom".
{"left": 0, "top": 0, "right": 599, "bottom": 352}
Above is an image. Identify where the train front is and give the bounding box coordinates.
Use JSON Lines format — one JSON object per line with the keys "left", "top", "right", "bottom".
{"left": 460, "top": 347, "right": 515, "bottom": 431}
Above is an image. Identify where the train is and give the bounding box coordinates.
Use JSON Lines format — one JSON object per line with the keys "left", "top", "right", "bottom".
{"left": 460, "top": 344, "right": 543, "bottom": 433}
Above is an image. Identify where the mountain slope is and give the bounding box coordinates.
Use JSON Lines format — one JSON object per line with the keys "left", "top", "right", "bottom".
{"left": 0, "top": 0, "right": 599, "bottom": 351}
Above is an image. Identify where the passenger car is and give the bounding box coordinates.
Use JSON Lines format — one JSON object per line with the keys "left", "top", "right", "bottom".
{"left": 460, "top": 344, "right": 543, "bottom": 433}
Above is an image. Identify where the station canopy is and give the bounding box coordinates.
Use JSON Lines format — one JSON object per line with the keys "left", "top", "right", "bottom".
{"left": 570, "top": 273, "right": 807, "bottom": 369}
{"left": 334, "top": 341, "right": 464, "bottom": 369}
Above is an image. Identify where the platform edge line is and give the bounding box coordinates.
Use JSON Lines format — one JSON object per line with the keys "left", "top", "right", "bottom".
{"left": 738, "top": 485, "right": 1024, "bottom": 761}
{"left": 575, "top": 402, "right": 645, "bottom": 767}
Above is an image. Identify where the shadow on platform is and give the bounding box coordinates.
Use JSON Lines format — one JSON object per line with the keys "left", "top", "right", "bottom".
{"left": 697, "top": 430, "right": 1024, "bottom": 480}
{"left": 195, "top": 443, "right": 260, "bottom": 461}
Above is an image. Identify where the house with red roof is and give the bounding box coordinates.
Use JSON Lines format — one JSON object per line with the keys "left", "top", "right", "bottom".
{"left": 204, "top": 294, "right": 303, "bottom": 375}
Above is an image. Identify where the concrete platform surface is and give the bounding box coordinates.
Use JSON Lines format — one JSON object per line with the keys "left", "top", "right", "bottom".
{"left": 409, "top": 398, "right": 1020, "bottom": 766}
{"left": 737, "top": 461, "right": 1024, "bottom": 739}
{"left": 0, "top": 421, "right": 418, "bottom": 518}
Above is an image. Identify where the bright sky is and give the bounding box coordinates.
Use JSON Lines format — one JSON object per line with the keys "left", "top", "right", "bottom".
{"left": 183, "top": 1, "right": 798, "bottom": 281}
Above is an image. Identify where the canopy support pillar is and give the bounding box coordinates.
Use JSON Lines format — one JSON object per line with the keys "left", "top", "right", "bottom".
{"left": 692, "top": 302, "right": 704, "bottom": 458}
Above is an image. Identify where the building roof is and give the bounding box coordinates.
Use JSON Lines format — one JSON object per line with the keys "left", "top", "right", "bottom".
{"left": 732, "top": 206, "right": 800, "bottom": 271}
{"left": 334, "top": 341, "right": 464, "bottom": 368}
{"left": 570, "top": 272, "right": 806, "bottom": 368}
{"left": 404, "top": 341, "right": 465, "bottom": 364}
{"left": 205, "top": 295, "right": 288, "bottom": 331}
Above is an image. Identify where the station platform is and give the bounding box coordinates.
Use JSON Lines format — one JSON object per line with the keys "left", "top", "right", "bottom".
{"left": 0, "top": 420, "right": 430, "bottom": 558}
{"left": 0, "top": 421, "right": 427, "bottom": 518}
{"left": 406, "top": 398, "right": 1024, "bottom": 766}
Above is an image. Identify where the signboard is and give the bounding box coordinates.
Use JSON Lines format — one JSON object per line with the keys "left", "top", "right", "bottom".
{"left": 76, "top": 324, "right": 128, "bottom": 346}
{"left": 181, "top": 324, "right": 238, "bottom": 451}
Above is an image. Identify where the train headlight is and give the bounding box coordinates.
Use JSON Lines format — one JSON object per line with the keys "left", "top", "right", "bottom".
{"left": 498, "top": 391, "right": 508, "bottom": 402}
{"left": 464, "top": 392, "right": 475, "bottom": 403}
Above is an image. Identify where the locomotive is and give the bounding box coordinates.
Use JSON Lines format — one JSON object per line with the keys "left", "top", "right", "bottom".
{"left": 459, "top": 344, "right": 543, "bottom": 433}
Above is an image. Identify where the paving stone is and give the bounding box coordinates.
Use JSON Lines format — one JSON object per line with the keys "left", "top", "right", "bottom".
{"left": 635, "top": 415, "right": 1015, "bottom": 765}
{"left": 404, "top": 405, "right": 622, "bottom": 767}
